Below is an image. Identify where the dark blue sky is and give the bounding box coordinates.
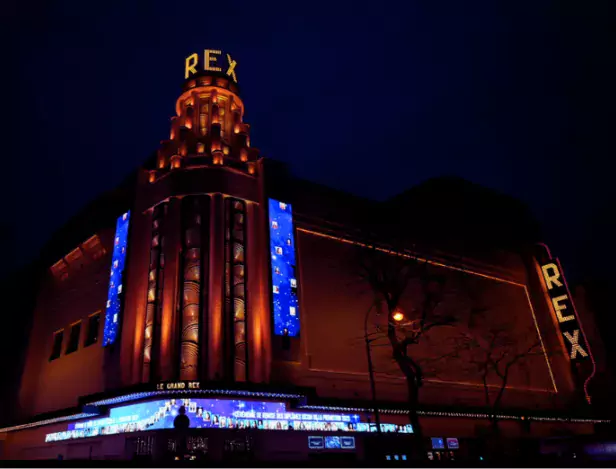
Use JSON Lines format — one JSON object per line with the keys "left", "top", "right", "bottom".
{"left": 2, "top": 0, "right": 614, "bottom": 282}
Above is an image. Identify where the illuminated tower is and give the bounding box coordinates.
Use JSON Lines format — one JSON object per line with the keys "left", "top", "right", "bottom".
{"left": 119, "top": 51, "right": 271, "bottom": 387}
{"left": 155, "top": 69, "right": 259, "bottom": 174}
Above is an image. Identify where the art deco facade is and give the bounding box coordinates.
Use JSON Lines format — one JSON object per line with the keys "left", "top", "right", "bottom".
{"left": 0, "top": 51, "right": 609, "bottom": 462}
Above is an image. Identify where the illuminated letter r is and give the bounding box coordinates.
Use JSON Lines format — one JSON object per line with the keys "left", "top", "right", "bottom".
{"left": 185, "top": 53, "right": 198, "bottom": 79}
{"left": 541, "top": 263, "right": 563, "bottom": 290}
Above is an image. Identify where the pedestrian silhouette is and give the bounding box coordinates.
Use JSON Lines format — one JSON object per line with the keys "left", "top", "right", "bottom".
{"left": 174, "top": 405, "right": 190, "bottom": 457}
{"left": 174, "top": 405, "right": 190, "bottom": 430}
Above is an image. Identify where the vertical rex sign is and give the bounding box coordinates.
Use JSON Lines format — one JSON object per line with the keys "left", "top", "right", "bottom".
{"left": 103, "top": 211, "right": 131, "bottom": 346}
{"left": 539, "top": 258, "right": 595, "bottom": 402}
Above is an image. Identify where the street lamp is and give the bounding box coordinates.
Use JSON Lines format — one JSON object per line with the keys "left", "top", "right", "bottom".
{"left": 392, "top": 310, "right": 405, "bottom": 323}
{"left": 364, "top": 307, "right": 406, "bottom": 439}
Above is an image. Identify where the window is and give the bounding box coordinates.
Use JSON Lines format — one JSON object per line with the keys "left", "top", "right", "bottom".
{"left": 84, "top": 313, "right": 100, "bottom": 347}
{"left": 199, "top": 114, "right": 208, "bottom": 136}
{"left": 50, "top": 259, "right": 69, "bottom": 281}
{"left": 65, "top": 322, "right": 81, "bottom": 354}
{"left": 50, "top": 330, "right": 64, "bottom": 361}
{"left": 82, "top": 235, "right": 106, "bottom": 260}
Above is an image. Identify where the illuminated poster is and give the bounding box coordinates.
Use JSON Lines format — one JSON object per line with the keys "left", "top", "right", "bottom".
{"left": 45, "top": 397, "right": 412, "bottom": 442}
{"left": 268, "top": 199, "right": 300, "bottom": 336}
{"left": 102, "top": 211, "right": 131, "bottom": 346}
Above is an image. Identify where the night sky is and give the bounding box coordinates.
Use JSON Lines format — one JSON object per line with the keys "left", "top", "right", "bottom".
{"left": 2, "top": 0, "right": 614, "bottom": 284}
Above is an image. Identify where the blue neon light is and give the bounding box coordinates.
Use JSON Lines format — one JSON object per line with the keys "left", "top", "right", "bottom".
{"left": 268, "top": 199, "right": 300, "bottom": 336}
{"left": 102, "top": 211, "right": 130, "bottom": 346}
{"left": 44, "top": 397, "right": 412, "bottom": 442}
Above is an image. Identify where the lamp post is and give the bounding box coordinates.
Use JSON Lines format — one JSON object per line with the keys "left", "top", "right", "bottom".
{"left": 364, "top": 307, "right": 406, "bottom": 439}
{"left": 364, "top": 306, "right": 382, "bottom": 436}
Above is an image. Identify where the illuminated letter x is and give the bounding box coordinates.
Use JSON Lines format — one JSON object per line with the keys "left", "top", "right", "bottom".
{"left": 563, "top": 329, "right": 588, "bottom": 359}
{"left": 227, "top": 54, "right": 237, "bottom": 82}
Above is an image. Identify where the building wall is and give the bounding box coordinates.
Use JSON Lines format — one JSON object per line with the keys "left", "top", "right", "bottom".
{"left": 283, "top": 228, "right": 571, "bottom": 410}
{"left": 19, "top": 229, "right": 114, "bottom": 417}
{"left": 17, "top": 169, "right": 584, "bottom": 420}
{"left": 117, "top": 161, "right": 271, "bottom": 389}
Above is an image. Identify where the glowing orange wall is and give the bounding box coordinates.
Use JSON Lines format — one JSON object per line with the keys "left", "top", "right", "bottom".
{"left": 19, "top": 230, "right": 115, "bottom": 417}
{"left": 283, "top": 229, "right": 572, "bottom": 410}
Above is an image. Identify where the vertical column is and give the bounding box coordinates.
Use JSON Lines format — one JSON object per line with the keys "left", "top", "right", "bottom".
{"left": 246, "top": 201, "right": 269, "bottom": 383}
{"left": 208, "top": 194, "right": 224, "bottom": 381}
{"left": 124, "top": 208, "right": 151, "bottom": 387}
{"left": 225, "top": 198, "right": 248, "bottom": 382}
{"left": 179, "top": 197, "right": 202, "bottom": 380}
{"left": 199, "top": 197, "right": 211, "bottom": 381}
{"left": 158, "top": 198, "right": 182, "bottom": 381}
{"left": 257, "top": 160, "right": 272, "bottom": 382}
{"left": 142, "top": 204, "right": 166, "bottom": 382}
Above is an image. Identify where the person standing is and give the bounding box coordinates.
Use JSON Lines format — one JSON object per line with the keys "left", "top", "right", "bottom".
{"left": 173, "top": 405, "right": 190, "bottom": 458}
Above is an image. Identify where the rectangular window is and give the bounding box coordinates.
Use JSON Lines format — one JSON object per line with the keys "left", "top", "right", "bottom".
{"left": 84, "top": 313, "right": 101, "bottom": 347}
{"left": 199, "top": 114, "right": 208, "bottom": 136}
{"left": 66, "top": 322, "right": 81, "bottom": 354}
{"left": 50, "top": 330, "right": 64, "bottom": 361}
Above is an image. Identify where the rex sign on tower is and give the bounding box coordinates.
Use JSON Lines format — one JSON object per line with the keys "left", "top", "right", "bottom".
{"left": 184, "top": 49, "right": 238, "bottom": 82}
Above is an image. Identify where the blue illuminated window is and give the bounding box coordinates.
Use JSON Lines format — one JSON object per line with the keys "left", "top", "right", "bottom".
{"left": 341, "top": 436, "right": 356, "bottom": 449}
{"left": 431, "top": 437, "right": 445, "bottom": 450}
{"left": 102, "top": 211, "right": 130, "bottom": 346}
{"left": 446, "top": 437, "right": 459, "bottom": 449}
{"left": 325, "top": 436, "right": 341, "bottom": 449}
{"left": 268, "top": 199, "right": 300, "bottom": 337}
{"left": 308, "top": 436, "right": 324, "bottom": 449}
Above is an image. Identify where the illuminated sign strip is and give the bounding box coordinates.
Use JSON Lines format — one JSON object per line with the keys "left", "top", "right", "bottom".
{"left": 3, "top": 404, "right": 606, "bottom": 436}
{"left": 44, "top": 397, "right": 413, "bottom": 443}
{"left": 2, "top": 387, "right": 608, "bottom": 436}
{"left": 269, "top": 199, "right": 300, "bottom": 337}
{"left": 539, "top": 256, "right": 596, "bottom": 403}
{"left": 102, "top": 211, "right": 131, "bottom": 346}
{"left": 0, "top": 413, "right": 99, "bottom": 434}
{"left": 300, "top": 406, "right": 609, "bottom": 423}
{"left": 297, "top": 228, "right": 557, "bottom": 393}
{"left": 87, "top": 388, "right": 304, "bottom": 407}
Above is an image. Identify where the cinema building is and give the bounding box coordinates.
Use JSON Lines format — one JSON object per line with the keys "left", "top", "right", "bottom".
{"left": 0, "top": 50, "right": 609, "bottom": 462}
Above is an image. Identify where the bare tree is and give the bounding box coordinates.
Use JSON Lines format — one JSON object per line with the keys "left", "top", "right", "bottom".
{"left": 353, "top": 243, "right": 458, "bottom": 449}
{"left": 458, "top": 323, "right": 545, "bottom": 433}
